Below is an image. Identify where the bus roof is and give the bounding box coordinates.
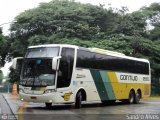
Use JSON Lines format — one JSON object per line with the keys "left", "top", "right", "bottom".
{"left": 79, "top": 47, "right": 149, "bottom": 63}
{"left": 28, "top": 44, "right": 79, "bottom": 49}
{"left": 89, "top": 48, "right": 125, "bottom": 56}
{"left": 28, "top": 44, "right": 149, "bottom": 63}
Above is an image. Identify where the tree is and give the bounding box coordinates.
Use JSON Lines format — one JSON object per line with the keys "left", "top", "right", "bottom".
{"left": 150, "top": 22, "right": 160, "bottom": 40}
{"left": 0, "top": 70, "right": 4, "bottom": 84}
{"left": 139, "top": 3, "right": 160, "bottom": 40}
{"left": 112, "top": 11, "right": 147, "bottom": 37}
{"left": 8, "top": 58, "right": 23, "bottom": 84}
{"left": 9, "top": 0, "right": 120, "bottom": 57}
{"left": 9, "top": 67, "right": 20, "bottom": 84}
{"left": 0, "top": 28, "right": 8, "bottom": 67}
{"left": 140, "top": 3, "right": 160, "bottom": 24}
{"left": 6, "top": 0, "right": 160, "bottom": 95}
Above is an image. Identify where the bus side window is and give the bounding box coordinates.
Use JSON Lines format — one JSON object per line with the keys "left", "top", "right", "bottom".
{"left": 57, "top": 48, "right": 74, "bottom": 88}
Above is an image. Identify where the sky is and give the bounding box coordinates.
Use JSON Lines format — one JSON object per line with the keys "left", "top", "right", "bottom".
{"left": 0, "top": 0, "right": 160, "bottom": 77}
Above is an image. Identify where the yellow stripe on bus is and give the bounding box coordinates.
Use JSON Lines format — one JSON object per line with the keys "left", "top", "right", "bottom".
{"left": 107, "top": 71, "right": 150, "bottom": 99}
{"left": 107, "top": 71, "right": 135, "bottom": 99}
{"left": 107, "top": 71, "right": 126, "bottom": 99}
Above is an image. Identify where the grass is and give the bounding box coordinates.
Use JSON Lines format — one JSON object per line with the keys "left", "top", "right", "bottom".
{"left": 143, "top": 95, "right": 160, "bottom": 100}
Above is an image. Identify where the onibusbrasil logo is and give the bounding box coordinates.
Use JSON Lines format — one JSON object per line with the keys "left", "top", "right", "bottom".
{"left": 1, "top": 114, "right": 8, "bottom": 120}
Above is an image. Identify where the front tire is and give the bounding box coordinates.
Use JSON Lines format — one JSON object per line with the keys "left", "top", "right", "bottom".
{"left": 75, "top": 92, "right": 82, "bottom": 109}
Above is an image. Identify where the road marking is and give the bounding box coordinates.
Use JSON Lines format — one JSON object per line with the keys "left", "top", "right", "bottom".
{"left": 17, "top": 102, "right": 28, "bottom": 120}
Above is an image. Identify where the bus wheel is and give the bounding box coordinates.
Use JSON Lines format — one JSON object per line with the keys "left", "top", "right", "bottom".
{"left": 128, "top": 90, "right": 135, "bottom": 104}
{"left": 45, "top": 103, "right": 52, "bottom": 109}
{"left": 134, "top": 91, "right": 141, "bottom": 104}
{"left": 75, "top": 92, "right": 82, "bottom": 109}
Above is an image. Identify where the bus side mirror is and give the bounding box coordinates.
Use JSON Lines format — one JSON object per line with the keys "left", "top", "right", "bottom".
{"left": 52, "top": 56, "right": 61, "bottom": 70}
{"left": 11, "top": 57, "right": 24, "bottom": 69}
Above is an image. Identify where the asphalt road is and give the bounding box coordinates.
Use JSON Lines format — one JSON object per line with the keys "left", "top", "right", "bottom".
{"left": 19, "top": 100, "right": 160, "bottom": 120}
{"left": 1, "top": 94, "right": 160, "bottom": 120}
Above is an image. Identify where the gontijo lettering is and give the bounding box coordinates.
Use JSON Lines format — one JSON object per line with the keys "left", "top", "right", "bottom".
{"left": 120, "top": 75, "right": 138, "bottom": 81}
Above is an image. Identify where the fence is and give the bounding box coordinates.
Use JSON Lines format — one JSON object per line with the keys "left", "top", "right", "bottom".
{"left": 0, "top": 84, "right": 12, "bottom": 93}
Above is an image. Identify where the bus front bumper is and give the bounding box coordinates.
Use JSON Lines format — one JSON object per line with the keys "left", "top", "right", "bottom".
{"left": 19, "top": 92, "right": 58, "bottom": 103}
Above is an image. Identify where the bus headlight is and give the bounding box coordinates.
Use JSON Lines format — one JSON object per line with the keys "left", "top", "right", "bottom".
{"left": 43, "top": 89, "right": 56, "bottom": 94}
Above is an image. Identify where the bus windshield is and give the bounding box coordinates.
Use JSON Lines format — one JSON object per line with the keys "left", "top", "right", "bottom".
{"left": 20, "top": 47, "right": 59, "bottom": 86}
{"left": 20, "top": 58, "right": 56, "bottom": 86}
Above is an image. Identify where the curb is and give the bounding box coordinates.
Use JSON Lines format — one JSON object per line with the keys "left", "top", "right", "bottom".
{"left": 143, "top": 97, "right": 160, "bottom": 101}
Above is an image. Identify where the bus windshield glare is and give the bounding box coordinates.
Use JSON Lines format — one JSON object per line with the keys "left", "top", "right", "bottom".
{"left": 20, "top": 47, "right": 59, "bottom": 86}
{"left": 25, "top": 47, "right": 59, "bottom": 58}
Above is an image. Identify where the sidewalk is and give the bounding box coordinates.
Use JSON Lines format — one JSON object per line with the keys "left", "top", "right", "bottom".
{"left": 2, "top": 93, "right": 22, "bottom": 115}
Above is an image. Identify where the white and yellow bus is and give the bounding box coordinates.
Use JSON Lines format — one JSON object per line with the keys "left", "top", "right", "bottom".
{"left": 13, "top": 44, "right": 151, "bottom": 108}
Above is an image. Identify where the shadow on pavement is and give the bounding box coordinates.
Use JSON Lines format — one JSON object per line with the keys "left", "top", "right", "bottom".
{"left": 26, "top": 101, "right": 147, "bottom": 111}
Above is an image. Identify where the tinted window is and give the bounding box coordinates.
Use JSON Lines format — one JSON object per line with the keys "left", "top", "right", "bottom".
{"left": 57, "top": 48, "right": 75, "bottom": 88}
{"left": 76, "top": 50, "right": 149, "bottom": 75}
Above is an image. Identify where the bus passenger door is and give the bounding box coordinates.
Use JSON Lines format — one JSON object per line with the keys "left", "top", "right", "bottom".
{"left": 56, "top": 47, "right": 75, "bottom": 102}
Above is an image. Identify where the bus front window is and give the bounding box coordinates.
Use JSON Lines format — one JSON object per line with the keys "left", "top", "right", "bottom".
{"left": 20, "top": 59, "right": 56, "bottom": 86}
{"left": 20, "top": 47, "right": 59, "bottom": 86}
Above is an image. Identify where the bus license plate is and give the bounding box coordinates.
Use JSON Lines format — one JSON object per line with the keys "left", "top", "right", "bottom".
{"left": 31, "top": 96, "right": 37, "bottom": 99}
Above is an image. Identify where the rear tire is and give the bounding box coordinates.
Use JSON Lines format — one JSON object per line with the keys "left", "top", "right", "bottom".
{"left": 134, "top": 91, "right": 141, "bottom": 104}
{"left": 128, "top": 90, "right": 135, "bottom": 104}
{"left": 75, "top": 92, "right": 82, "bottom": 109}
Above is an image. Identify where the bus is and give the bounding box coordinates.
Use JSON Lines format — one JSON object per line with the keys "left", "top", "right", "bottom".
{"left": 12, "top": 44, "right": 151, "bottom": 108}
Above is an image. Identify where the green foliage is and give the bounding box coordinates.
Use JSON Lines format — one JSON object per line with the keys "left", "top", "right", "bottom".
{"left": 150, "top": 22, "right": 160, "bottom": 40}
{"left": 112, "top": 12, "right": 147, "bottom": 37}
{"left": 0, "top": 70, "right": 4, "bottom": 84}
{"left": 140, "top": 3, "right": 160, "bottom": 23}
{"left": 8, "top": 58, "right": 23, "bottom": 84}
{"left": 0, "top": 28, "right": 8, "bottom": 67}
{"left": 9, "top": 0, "right": 120, "bottom": 56}
{"left": 9, "top": 67, "right": 20, "bottom": 84}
